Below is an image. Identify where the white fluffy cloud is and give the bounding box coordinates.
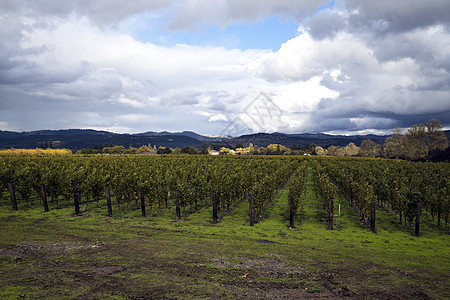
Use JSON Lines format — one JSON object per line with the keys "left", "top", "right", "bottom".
{"left": 0, "top": 0, "right": 449, "bottom": 134}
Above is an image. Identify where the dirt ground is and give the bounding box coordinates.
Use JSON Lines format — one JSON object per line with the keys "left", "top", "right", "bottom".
{"left": 0, "top": 236, "right": 434, "bottom": 299}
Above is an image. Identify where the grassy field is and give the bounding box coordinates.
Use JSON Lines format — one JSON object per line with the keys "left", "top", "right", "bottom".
{"left": 0, "top": 165, "right": 449, "bottom": 299}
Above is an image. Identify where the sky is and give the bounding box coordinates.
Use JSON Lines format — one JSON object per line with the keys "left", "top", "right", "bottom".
{"left": 0, "top": 0, "right": 449, "bottom": 136}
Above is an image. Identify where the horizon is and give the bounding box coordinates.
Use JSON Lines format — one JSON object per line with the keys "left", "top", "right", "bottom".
{"left": 1, "top": 1, "right": 450, "bottom": 135}
{"left": 4, "top": 126, "right": 450, "bottom": 138}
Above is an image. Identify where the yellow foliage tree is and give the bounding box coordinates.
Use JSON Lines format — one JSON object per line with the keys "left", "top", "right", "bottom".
{"left": 0, "top": 148, "right": 72, "bottom": 155}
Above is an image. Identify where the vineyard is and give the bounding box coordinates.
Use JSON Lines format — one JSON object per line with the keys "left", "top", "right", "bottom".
{"left": 0, "top": 155, "right": 449, "bottom": 299}
{"left": 1, "top": 155, "right": 301, "bottom": 223}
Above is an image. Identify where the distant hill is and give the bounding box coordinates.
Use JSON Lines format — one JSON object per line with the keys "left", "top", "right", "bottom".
{"left": 213, "top": 132, "right": 388, "bottom": 148}
{"left": 134, "top": 131, "right": 222, "bottom": 142}
{"left": 4, "top": 129, "right": 448, "bottom": 152}
{"left": 0, "top": 129, "right": 203, "bottom": 151}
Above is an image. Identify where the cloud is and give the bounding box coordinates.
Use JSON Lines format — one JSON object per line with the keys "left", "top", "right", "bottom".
{"left": 0, "top": 0, "right": 449, "bottom": 135}
{"left": 248, "top": 22, "right": 450, "bottom": 132}
{"left": 249, "top": 31, "right": 378, "bottom": 82}
{"left": 195, "top": 111, "right": 228, "bottom": 122}
{"left": 346, "top": 0, "right": 450, "bottom": 34}
{"left": 0, "top": 0, "right": 330, "bottom": 30}
{"left": 168, "top": 0, "right": 330, "bottom": 29}
{"left": 302, "top": 9, "right": 348, "bottom": 39}
{"left": 0, "top": 120, "right": 18, "bottom": 131}
{"left": 0, "top": 0, "right": 172, "bottom": 25}
{"left": 0, "top": 13, "right": 268, "bottom": 133}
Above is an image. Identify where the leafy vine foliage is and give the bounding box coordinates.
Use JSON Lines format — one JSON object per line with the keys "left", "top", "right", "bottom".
{"left": 0, "top": 156, "right": 302, "bottom": 222}
{"left": 315, "top": 157, "right": 449, "bottom": 233}
{"left": 0, "top": 155, "right": 447, "bottom": 235}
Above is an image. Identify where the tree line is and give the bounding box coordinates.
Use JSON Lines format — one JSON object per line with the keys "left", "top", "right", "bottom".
{"left": 9, "top": 119, "right": 446, "bottom": 162}
{"left": 315, "top": 119, "right": 448, "bottom": 161}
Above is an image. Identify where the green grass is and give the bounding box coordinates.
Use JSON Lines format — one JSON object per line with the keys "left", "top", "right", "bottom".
{"left": 0, "top": 165, "right": 449, "bottom": 299}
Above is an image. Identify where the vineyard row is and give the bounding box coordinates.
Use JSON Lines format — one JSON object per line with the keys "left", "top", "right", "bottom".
{"left": 1, "top": 156, "right": 448, "bottom": 234}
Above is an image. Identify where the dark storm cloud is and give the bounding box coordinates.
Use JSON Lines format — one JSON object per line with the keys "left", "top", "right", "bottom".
{"left": 346, "top": 0, "right": 450, "bottom": 34}
{"left": 279, "top": 0, "right": 450, "bottom": 133}
{"left": 302, "top": 10, "right": 347, "bottom": 39}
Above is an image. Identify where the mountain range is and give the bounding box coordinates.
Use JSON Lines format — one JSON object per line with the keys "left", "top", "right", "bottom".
{"left": 0, "top": 129, "right": 397, "bottom": 151}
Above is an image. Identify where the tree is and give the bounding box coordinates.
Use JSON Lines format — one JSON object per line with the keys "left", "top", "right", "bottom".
{"left": 347, "top": 143, "right": 359, "bottom": 156}
{"left": 359, "top": 139, "right": 381, "bottom": 157}
{"left": 181, "top": 146, "right": 199, "bottom": 154}
{"left": 314, "top": 146, "right": 326, "bottom": 156}
{"left": 255, "top": 146, "right": 267, "bottom": 155}
{"left": 384, "top": 127, "right": 407, "bottom": 159}
{"left": 103, "top": 146, "right": 126, "bottom": 154}
{"left": 137, "top": 145, "right": 150, "bottom": 154}
{"left": 326, "top": 145, "right": 340, "bottom": 156}
{"left": 200, "top": 142, "right": 211, "bottom": 154}
{"left": 172, "top": 147, "right": 182, "bottom": 155}
{"left": 127, "top": 146, "right": 138, "bottom": 154}
{"left": 219, "top": 147, "right": 230, "bottom": 155}
{"left": 405, "top": 124, "right": 428, "bottom": 160}
{"left": 383, "top": 119, "right": 448, "bottom": 160}
{"left": 248, "top": 143, "right": 255, "bottom": 155}
{"left": 336, "top": 143, "right": 359, "bottom": 157}
{"left": 426, "top": 119, "right": 448, "bottom": 151}
{"left": 266, "top": 144, "right": 291, "bottom": 155}
{"left": 157, "top": 147, "right": 173, "bottom": 154}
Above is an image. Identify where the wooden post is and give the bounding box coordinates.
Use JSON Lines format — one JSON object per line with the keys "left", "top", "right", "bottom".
{"left": 135, "top": 192, "right": 139, "bottom": 209}
{"left": 40, "top": 184, "right": 49, "bottom": 212}
{"left": 212, "top": 192, "right": 218, "bottom": 224}
{"left": 73, "top": 184, "right": 80, "bottom": 215}
{"left": 349, "top": 186, "right": 353, "bottom": 207}
{"left": 165, "top": 183, "right": 168, "bottom": 208}
{"left": 437, "top": 210, "right": 441, "bottom": 228}
{"left": 249, "top": 193, "right": 254, "bottom": 226}
{"left": 370, "top": 199, "right": 376, "bottom": 233}
{"left": 175, "top": 191, "right": 181, "bottom": 220}
{"left": 194, "top": 188, "right": 198, "bottom": 211}
{"left": 328, "top": 197, "right": 334, "bottom": 230}
{"left": 8, "top": 182, "right": 18, "bottom": 211}
{"left": 105, "top": 186, "right": 112, "bottom": 217}
{"left": 289, "top": 194, "right": 295, "bottom": 228}
{"left": 415, "top": 202, "right": 421, "bottom": 237}
{"left": 338, "top": 198, "right": 341, "bottom": 216}
{"left": 140, "top": 188, "right": 146, "bottom": 218}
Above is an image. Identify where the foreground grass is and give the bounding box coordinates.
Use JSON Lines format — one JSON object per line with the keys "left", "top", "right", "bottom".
{"left": 0, "top": 166, "right": 449, "bottom": 299}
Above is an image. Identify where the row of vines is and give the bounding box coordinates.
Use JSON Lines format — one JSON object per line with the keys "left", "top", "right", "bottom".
{"left": 0, "top": 155, "right": 301, "bottom": 224}
{"left": 316, "top": 157, "right": 449, "bottom": 234}
{"left": 287, "top": 160, "right": 308, "bottom": 228}
{"left": 1, "top": 155, "right": 447, "bottom": 233}
{"left": 311, "top": 160, "right": 339, "bottom": 230}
